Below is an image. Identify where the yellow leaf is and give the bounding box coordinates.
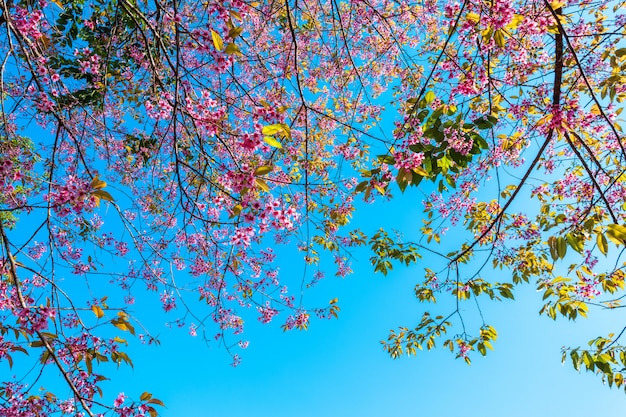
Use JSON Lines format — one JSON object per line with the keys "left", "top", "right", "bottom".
{"left": 481, "top": 27, "right": 493, "bottom": 41}
{"left": 113, "top": 321, "right": 130, "bottom": 332}
{"left": 114, "top": 336, "right": 127, "bottom": 345}
{"left": 547, "top": 25, "right": 560, "bottom": 34}
{"left": 91, "top": 176, "right": 107, "bottom": 189}
{"left": 51, "top": 0, "right": 64, "bottom": 9}
{"left": 466, "top": 12, "right": 479, "bottom": 24}
{"left": 494, "top": 29, "right": 506, "bottom": 47}
{"left": 412, "top": 167, "right": 429, "bottom": 177}
{"left": 262, "top": 125, "right": 282, "bottom": 135}
{"left": 263, "top": 136, "right": 282, "bottom": 149}
{"left": 91, "top": 305, "right": 105, "bottom": 319}
{"left": 590, "top": 104, "right": 601, "bottom": 115}
{"left": 148, "top": 398, "right": 165, "bottom": 407}
{"left": 262, "top": 123, "right": 290, "bottom": 136}
{"left": 506, "top": 14, "right": 524, "bottom": 31}
{"left": 93, "top": 189, "right": 114, "bottom": 202}
{"left": 549, "top": 0, "right": 566, "bottom": 10}
{"left": 211, "top": 30, "right": 224, "bottom": 51}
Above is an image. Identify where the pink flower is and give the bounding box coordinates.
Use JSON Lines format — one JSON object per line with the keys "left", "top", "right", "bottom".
{"left": 114, "top": 392, "right": 125, "bottom": 408}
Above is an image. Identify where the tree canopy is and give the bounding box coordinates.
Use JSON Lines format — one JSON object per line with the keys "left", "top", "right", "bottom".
{"left": 0, "top": 0, "right": 625, "bottom": 414}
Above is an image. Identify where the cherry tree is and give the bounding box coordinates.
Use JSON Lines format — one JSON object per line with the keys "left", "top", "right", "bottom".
{"left": 0, "top": 0, "right": 624, "bottom": 414}
{"left": 364, "top": 0, "right": 626, "bottom": 391}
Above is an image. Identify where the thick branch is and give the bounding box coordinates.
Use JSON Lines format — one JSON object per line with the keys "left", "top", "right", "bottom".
{"left": 451, "top": 5, "right": 565, "bottom": 265}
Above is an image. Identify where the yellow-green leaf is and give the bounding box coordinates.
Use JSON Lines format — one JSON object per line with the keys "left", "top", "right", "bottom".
{"left": 607, "top": 224, "right": 626, "bottom": 245}
{"left": 597, "top": 232, "right": 608, "bottom": 255}
{"left": 256, "top": 178, "right": 269, "bottom": 192}
{"left": 548, "top": 236, "right": 559, "bottom": 260}
{"left": 566, "top": 233, "right": 584, "bottom": 253}
{"left": 228, "top": 26, "right": 244, "bottom": 39}
{"left": 557, "top": 236, "right": 567, "bottom": 258}
{"left": 494, "top": 29, "right": 506, "bottom": 47}
{"left": 425, "top": 91, "right": 435, "bottom": 104}
{"left": 412, "top": 166, "right": 429, "bottom": 177}
{"left": 263, "top": 136, "right": 282, "bottom": 149}
{"left": 224, "top": 43, "right": 241, "bottom": 55}
{"left": 230, "top": 10, "right": 243, "bottom": 21}
{"left": 254, "top": 165, "right": 273, "bottom": 175}
{"left": 211, "top": 30, "right": 224, "bottom": 51}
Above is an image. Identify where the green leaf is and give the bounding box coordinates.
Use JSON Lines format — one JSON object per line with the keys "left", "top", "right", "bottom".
{"left": 473, "top": 116, "right": 496, "bottom": 130}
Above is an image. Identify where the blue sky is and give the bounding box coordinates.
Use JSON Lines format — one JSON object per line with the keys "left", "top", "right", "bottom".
{"left": 84, "top": 192, "right": 626, "bottom": 416}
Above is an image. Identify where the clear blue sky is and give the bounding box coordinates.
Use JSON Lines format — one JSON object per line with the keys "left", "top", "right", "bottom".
{"left": 84, "top": 193, "right": 626, "bottom": 416}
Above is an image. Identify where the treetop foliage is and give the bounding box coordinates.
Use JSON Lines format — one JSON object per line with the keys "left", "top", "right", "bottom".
{"left": 0, "top": 0, "right": 625, "bottom": 414}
